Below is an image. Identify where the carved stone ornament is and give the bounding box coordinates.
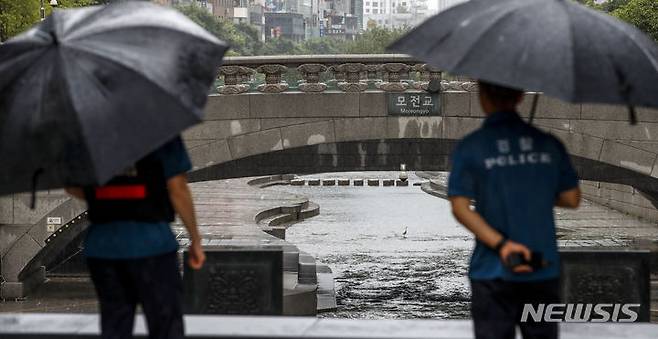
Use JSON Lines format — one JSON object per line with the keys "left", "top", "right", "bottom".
{"left": 218, "top": 66, "right": 251, "bottom": 95}
{"left": 365, "top": 64, "right": 382, "bottom": 86}
{"left": 441, "top": 80, "right": 478, "bottom": 92}
{"left": 378, "top": 63, "right": 411, "bottom": 92}
{"left": 256, "top": 64, "right": 289, "bottom": 93}
{"left": 297, "top": 63, "right": 328, "bottom": 92}
{"left": 335, "top": 63, "right": 367, "bottom": 92}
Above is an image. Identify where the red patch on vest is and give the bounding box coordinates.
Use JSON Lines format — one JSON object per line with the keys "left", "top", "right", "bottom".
{"left": 95, "top": 185, "right": 147, "bottom": 200}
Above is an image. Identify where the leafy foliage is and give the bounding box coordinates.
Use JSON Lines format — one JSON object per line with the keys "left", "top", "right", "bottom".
{"left": 581, "top": 0, "right": 658, "bottom": 42}
{"left": 612, "top": 0, "right": 658, "bottom": 42}
{"left": 0, "top": 0, "right": 102, "bottom": 42}
{"left": 0, "top": 0, "right": 40, "bottom": 42}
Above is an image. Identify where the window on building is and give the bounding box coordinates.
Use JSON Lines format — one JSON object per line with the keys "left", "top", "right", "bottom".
{"left": 365, "top": 1, "right": 370, "bottom": 6}
{"left": 372, "top": 2, "right": 378, "bottom": 6}
{"left": 365, "top": 8, "right": 370, "bottom": 13}
{"left": 373, "top": 9, "right": 378, "bottom": 13}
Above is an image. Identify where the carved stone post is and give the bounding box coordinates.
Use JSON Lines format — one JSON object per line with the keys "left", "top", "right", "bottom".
{"left": 328, "top": 65, "right": 346, "bottom": 82}
{"left": 378, "top": 63, "right": 411, "bottom": 92}
{"left": 335, "top": 63, "right": 367, "bottom": 92}
{"left": 365, "top": 64, "right": 382, "bottom": 87}
{"left": 239, "top": 66, "right": 255, "bottom": 87}
{"left": 256, "top": 64, "right": 289, "bottom": 93}
{"left": 297, "top": 64, "right": 328, "bottom": 92}
{"left": 218, "top": 66, "right": 251, "bottom": 95}
{"left": 414, "top": 64, "right": 442, "bottom": 91}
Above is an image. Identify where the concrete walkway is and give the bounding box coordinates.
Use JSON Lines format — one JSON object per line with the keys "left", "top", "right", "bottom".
{"left": 2, "top": 313, "right": 658, "bottom": 338}
{"left": 0, "top": 176, "right": 329, "bottom": 315}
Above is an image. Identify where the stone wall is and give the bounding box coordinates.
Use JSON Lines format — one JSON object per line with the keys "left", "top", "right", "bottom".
{"left": 581, "top": 180, "right": 658, "bottom": 222}
{"left": 186, "top": 91, "right": 658, "bottom": 223}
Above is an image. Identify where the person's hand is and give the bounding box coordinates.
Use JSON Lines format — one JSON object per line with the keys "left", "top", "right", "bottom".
{"left": 188, "top": 240, "right": 206, "bottom": 270}
{"left": 499, "top": 240, "right": 533, "bottom": 274}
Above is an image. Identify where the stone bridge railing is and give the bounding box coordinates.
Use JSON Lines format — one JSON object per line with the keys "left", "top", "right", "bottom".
{"left": 215, "top": 54, "right": 476, "bottom": 94}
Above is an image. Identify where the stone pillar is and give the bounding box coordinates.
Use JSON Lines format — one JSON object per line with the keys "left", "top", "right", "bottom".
{"left": 335, "top": 63, "right": 367, "bottom": 92}
{"left": 560, "top": 249, "right": 651, "bottom": 322}
{"left": 297, "top": 64, "right": 327, "bottom": 93}
{"left": 256, "top": 64, "right": 289, "bottom": 93}
{"left": 183, "top": 248, "right": 283, "bottom": 315}
{"left": 217, "top": 66, "right": 250, "bottom": 95}
{"left": 378, "top": 63, "right": 411, "bottom": 92}
{"left": 0, "top": 192, "right": 86, "bottom": 299}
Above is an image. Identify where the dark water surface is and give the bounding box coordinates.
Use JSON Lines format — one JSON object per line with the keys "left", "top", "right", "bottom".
{"left": 268, "top": 172, "right": 474, "bottom": 319}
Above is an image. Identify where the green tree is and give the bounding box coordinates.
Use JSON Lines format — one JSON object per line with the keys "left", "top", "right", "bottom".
{"left": 612, "top": 0, "right": 658, "bottom": 41}
{"left": 0, "top": 0, "right": 102, "bottom": 42}
{"left": 260, "top": 37, "right": 306, "bottom": 55}
{"left": 174, "top": 3, "right": 259, "bottom": 56}
{"left": 577, "top": 0, "right": 629, "bottom": 12}
{"left": 0, "top": 0, "right": 40, "bottom": 42}
{"left": 343, "top": 26, "right": 409, "bottom": 54}
{"left": 300, "top": 37, "right": 343, "bottom": 55}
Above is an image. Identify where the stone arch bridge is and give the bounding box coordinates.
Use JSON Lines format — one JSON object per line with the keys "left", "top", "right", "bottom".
{"left": 2, "top": 55, "right": 658, "bottom": 299}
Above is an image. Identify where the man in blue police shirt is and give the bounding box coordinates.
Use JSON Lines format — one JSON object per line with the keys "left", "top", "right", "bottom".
{"left": 67, "top": 136, "right": 204, "bottom": 339}
{"left": 448, "top": 81, "right": 581, "bottom": 339}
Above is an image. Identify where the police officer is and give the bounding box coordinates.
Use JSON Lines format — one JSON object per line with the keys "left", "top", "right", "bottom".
{"left": 448, "top": 81, "right": 581, "bottom": 339}
{"left": 67, "top": 136, "right": 204, "bottom": 339}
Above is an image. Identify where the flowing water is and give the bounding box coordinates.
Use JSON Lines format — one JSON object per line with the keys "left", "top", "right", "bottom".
{"left": 268, "top": 172, "right": 474, "bottom": 319}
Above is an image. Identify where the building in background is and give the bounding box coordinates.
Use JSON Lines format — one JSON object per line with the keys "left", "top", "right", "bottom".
{"left": 265, "top": 12, "right": 306, "bottom": 41}
{"left": 350, "top": 0, "right": 364, "bottom": 33}
{"left": 362, "top": 0, "right": 430, "bottom": 30}
{"left": 321, "top": 0, "right": 359, "bottom": 40}
{"left": 250, "top": 0, "right": 267, "bottom": 41}
{"left": 436, "top": 0, "right": 467, "bottom": 13}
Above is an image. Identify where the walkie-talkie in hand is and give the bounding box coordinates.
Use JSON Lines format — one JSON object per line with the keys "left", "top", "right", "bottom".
{"left": 505, "top": 252, "right": 549, "bottom": 271}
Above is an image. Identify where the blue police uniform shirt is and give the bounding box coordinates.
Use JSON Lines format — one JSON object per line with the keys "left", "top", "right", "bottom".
{"left": 448, "top": 111, "right": 578, "bottom": 282}
{"left": 83, "top": 137, "right": 191, "bottom": 259}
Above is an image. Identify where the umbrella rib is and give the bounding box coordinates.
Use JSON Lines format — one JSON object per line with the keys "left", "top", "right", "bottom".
{"left": 449, "top": 7, "right": 522, "bottom": 76}
{"left": 61, "top": 44, "right": 198, "bottom": 114}
{"left": 58, "top": 46, "right": 201, "bottom": 183}
{"left": 561, "top": 0, "right": 577, "bottom": 102}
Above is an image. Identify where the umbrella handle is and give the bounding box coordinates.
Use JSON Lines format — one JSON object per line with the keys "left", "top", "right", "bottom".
{"left": 30, "top": 169, "right": 44, "bottom": 210}
{"left": 528, "top": 93, "right": 540, "bottom": 125}
{"left": 628, "top": 106, "right": 637, "bottom": 125}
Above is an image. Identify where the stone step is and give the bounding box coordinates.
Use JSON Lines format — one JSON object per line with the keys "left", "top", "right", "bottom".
{"left": 322, "top": 179, "right": 336, "bottom": 186}
{"left": 299, "top": 202, "right": 320, "bottom": 219}
{"left": 316, "top": 264, "right": 337, "bottom": 312}
{"left": 298, "top": 252, "right": 317, "bottom": 285}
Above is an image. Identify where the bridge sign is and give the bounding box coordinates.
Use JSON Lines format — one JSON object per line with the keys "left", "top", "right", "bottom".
{"left": 387, "top": 93, "right": 441, "bottom": 116}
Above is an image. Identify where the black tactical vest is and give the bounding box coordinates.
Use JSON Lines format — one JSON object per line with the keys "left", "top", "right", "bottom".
{"left": 85, "top": 154, "right": 175, "bottom": 224}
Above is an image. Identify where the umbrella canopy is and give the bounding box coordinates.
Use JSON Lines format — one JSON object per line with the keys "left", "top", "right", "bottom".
{"left": 0, "top": 2, "right": 229, "bottom": 196}
{"left": 389, "top": 0, "right": 658, "bottom": 110}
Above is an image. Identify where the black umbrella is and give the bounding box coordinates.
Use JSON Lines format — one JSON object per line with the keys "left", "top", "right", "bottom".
{"left": 0, "top": 2, "right": 229, "bottom": 198}
{"left": 389, "top": 0, "right": 658, "bottom": 123}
